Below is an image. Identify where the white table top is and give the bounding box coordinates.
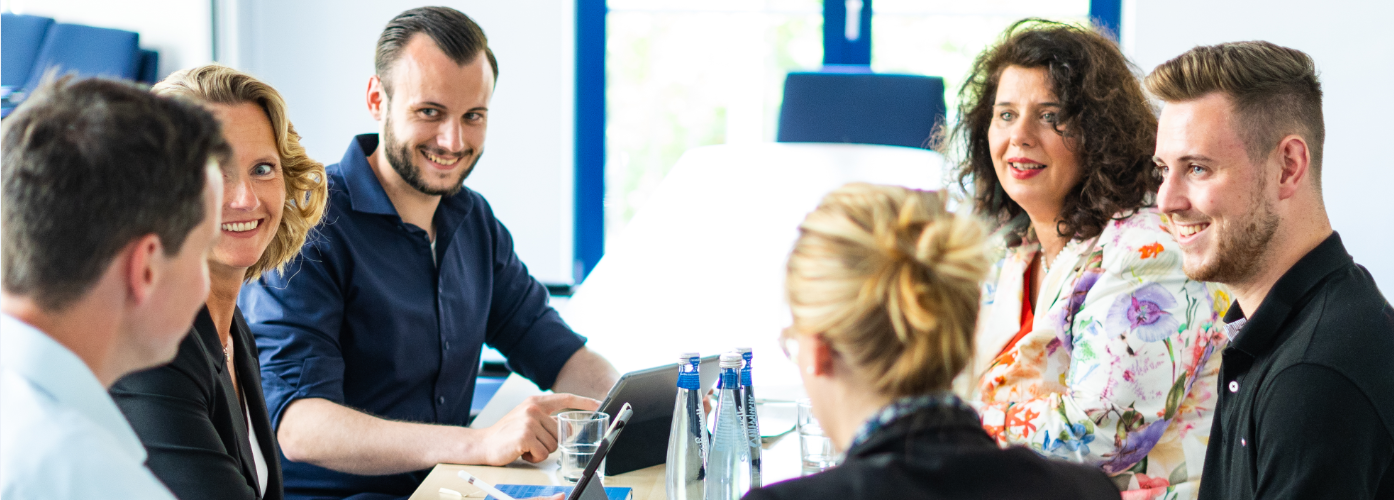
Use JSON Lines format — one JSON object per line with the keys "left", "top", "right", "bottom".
{"left": 561, "top": 142, "right": 945, "bottom": 394}
{"left": 413, "top": 401, "right": 804, "bottom": 500}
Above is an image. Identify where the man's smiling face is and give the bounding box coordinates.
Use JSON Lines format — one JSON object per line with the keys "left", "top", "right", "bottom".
{"left": 1154, "top": 92, "right": 1278, "bottom": 285}
{"left": 378, "top": 34, "right": 493, "bottom": 196}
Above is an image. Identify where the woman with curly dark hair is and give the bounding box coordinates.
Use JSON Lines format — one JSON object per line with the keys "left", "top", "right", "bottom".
{"left": 949, "top": 20, "right": 1230, "bottom": 499}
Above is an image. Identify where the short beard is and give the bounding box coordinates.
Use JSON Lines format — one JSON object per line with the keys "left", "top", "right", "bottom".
{"left": 1183, "top": 190, "right": 1279, "bottom": 284}
{"left": 382, "top": 114, "right": 479, "bottom": 197}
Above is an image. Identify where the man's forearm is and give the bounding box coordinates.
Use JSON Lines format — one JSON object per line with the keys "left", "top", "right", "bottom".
{"left": 277, "top": 398, "right": 483, "bottom": 475}
{"left": 552, "top": 347, "right": 620, "bottom": 400}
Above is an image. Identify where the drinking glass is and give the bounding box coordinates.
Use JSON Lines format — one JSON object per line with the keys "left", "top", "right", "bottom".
{"left": 557, "top": 411, "right": 609, "bottom": 483}
{"left": 797, "top": 400, "right": 840, "bottom": 475}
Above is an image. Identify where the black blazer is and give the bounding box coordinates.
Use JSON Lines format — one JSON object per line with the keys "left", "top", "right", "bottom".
{"left": 111, "top": 306, "right": 283, "bottom": 500}
{"left": 743, "top": 403, "right": 1120, "bottom": 500}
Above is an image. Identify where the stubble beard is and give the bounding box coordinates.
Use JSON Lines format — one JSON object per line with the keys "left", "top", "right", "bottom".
{"left": 1182, "top": 187, "right": 1279, "bottom": 285}
{"left": 382, "top": 114, "right": 480, "bottom": 197}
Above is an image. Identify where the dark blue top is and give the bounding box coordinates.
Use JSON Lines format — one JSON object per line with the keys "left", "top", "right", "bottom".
{"left": 1198, "top": 232, "right": 1394, "bottom": 500}
{"left": 239, "top": 134, "right": 586, "bottom": 500}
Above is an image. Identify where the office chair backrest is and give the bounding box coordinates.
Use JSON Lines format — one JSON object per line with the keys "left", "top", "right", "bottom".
{"left": 22, "top": 23, "right": 141, "bottom": 92}
{"left": 137, "top": 49, "right": 160, "bottom": 84}
{"left": 2, "top": 13, "right": 56, "bottom": 88}
{"left": 777, "top": 71, "right": 947, "bottom": 149}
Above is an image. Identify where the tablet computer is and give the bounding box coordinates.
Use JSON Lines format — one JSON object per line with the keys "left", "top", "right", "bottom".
{"left": 596, "top": 355, "right": 719, "bottom": 475}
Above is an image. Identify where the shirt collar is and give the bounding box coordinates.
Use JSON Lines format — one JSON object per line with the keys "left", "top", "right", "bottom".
{"left": 337, "top": 133, "right": 477, "bottom": 227}
{"left": 847, "top": 392, "right": 969, "bottom": 452}
{"left": 1227, "top": 231, "right": 1351, "bottom": 355}
{"left": 0, "top": 313, "right": 148, "bottom": 462}
{"left": 339, "top": 134, "right": 401, "bottom": 217}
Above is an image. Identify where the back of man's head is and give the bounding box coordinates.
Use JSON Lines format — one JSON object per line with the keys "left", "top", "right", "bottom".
{"left": 375, "top": 6, "right": 497, "bottom": 97}
{"left": 1, "top": 76, "right": 230, "bottom": 312}
{"left": 1145, "top": 41, "right": 1324, "bottom": 189}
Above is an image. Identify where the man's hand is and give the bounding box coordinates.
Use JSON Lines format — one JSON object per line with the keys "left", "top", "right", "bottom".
{"left": 476, "top": 393, "right": 600, "bottom": 465}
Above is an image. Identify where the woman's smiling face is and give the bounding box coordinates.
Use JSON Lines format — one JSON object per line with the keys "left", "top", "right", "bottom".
{"left": 208, "top": 102, "right": 285, "bottom": 274}
{"left": 987, "top": 65, "right": 1084, "bottom": 223}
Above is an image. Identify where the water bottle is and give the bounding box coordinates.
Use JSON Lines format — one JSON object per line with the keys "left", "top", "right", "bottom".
{"left": 705, "top": 352, "right": 751, "bottom": 500}
{"left": 735, "top": 347, "right": 761, "bottom": 489}
{"left": 667, "top": 353, "right": 707, "bottom": 500}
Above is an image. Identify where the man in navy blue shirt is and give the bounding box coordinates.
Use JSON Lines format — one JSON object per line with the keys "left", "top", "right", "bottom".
{"left": 239, "top": 7, "right": 619, "bottom": 499}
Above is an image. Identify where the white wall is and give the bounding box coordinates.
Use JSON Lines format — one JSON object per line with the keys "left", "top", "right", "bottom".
{"left": 1123, "top": 0, "right": 1394, "bottom": 292}
{"left": 220, "top": 0, "right": 577, "bottom": 284}
{"left": 3, "top": 0, "right": 212, "bottom": 80}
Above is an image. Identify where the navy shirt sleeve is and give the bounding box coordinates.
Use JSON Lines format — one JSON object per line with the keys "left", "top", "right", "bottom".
{"left": 241, "top": 238, "right": 348, "bottom": 431}
{"left": 479, "top": 201, "right": 585, "bottom": 391}
{"left": 1253, "top": 363, "right": 1394, "bottom": 499}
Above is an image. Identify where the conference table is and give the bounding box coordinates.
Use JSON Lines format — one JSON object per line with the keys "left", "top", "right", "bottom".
{"left": 410, "top": 142, "right": 944, "bottom": 499}
{"left": 563, "top": 142, "right": 946, "bottom": 390}
{"left": 410, "top": 402, "right": 804, "bottom": 500}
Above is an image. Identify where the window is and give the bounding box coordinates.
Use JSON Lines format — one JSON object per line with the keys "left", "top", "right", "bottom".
{"left": 605, "top": 0, "right": 822, "bottom": 244}
{"left": 871, "top": 0, "right": 1091, "bottom": 131}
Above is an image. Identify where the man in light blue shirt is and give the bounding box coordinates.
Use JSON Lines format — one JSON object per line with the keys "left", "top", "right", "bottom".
{"left": 0, "top": 76, "right": 228, "bottom": 499}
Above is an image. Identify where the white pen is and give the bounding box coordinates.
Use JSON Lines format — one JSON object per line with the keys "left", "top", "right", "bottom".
{"left": 457, "top": 470, "right": 520, "bottom": 500}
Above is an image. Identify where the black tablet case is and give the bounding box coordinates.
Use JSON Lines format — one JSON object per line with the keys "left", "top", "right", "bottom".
{"left": 598, "top": 355, "right": 718, "bottom": 475}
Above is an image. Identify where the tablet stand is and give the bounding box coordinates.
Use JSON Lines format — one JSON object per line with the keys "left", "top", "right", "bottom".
{"left": 571, "top": 475, "right": 609, "bottom": 500}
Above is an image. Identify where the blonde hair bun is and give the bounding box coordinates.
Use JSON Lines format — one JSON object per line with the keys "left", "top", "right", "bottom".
{"left": 786, "top": 183, "right": 988, "bottom": 397}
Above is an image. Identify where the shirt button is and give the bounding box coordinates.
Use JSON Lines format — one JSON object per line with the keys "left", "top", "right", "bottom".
{"left": 1228, "top": 381, "right": 1239, "bottom": 393}
{"left": 1241, "top": 438, "right": 1247, "bottom": 446}
{"left": 438, "top": 396, "right": 446, "bottom": 405}
{"left": 444, "top": 341, "right": 451, "bottom": 350}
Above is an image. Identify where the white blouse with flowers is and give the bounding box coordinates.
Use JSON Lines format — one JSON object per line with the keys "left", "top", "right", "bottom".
{"left": 964, "top": 207, "right": 1230, "bottom": 500}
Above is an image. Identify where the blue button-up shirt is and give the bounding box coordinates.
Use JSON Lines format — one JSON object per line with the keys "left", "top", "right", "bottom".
{"left": 2, "top": 314, "right": 177, "bottom": 500}
{"left": 240, "top": 134, "right": 586, "bottom": 500}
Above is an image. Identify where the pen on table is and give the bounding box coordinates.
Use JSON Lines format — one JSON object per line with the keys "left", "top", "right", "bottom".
{"left": 457, "top": 470, "right": 519, "bottom": 500}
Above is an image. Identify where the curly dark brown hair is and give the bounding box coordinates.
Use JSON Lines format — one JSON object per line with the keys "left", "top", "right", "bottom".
{"left": 948, "top": 19, "right": 1158, "bottom": 242}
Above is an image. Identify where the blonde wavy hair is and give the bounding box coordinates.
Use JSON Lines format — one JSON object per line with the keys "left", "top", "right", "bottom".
{"left": 786, "top": 183, "right": 989, "bottom": 397}
{"left": 153, "top": 64, "right": 328, "bottom": 281}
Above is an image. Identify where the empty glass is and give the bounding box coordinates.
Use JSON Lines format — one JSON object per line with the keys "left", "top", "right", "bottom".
{"left": 557, "top": 411, "right": 610, "bottom": 483}
{"left": 797, "top": 400, "right": 840, "bottom": 475}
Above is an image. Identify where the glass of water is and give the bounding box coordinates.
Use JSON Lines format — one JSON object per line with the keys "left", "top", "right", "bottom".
{"left": 557, "top": 411, "right": 610, "bottom": 483}
{"left": 797, "top": 399, "right": 840, "bottom": 475}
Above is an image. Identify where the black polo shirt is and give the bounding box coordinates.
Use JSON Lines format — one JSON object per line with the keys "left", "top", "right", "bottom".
{"left": 1198, "top": 232, "right": 1394, "bottom": 499}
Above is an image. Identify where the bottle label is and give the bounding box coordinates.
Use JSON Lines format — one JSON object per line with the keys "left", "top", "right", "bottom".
{"left": 687, "top": 390, "right": 707, "bottom": 464}
{"left": 740, "top": 351, "right": 753, "bottom": 387}
{"left": 739, "top": 352, "right": 761, "bottom": 488}
{"left": 678, "top": 356, "right": 701, "bottom": 390}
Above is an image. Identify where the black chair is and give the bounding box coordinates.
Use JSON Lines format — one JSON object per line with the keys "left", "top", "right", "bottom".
{"left": 777, "top": 69, "right": 947, "bottom": 149}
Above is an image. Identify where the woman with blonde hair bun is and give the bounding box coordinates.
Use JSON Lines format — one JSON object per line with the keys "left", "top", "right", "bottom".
{"left": 743, "top": 183, "right": 1119, "bottom": 500}
{"left": 109, "top": 64, "right": 328, "bottom": 500}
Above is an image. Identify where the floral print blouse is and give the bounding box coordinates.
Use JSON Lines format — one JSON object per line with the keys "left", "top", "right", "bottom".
{"left": 965, "top": 207, "right": 1230, "bottom": 500}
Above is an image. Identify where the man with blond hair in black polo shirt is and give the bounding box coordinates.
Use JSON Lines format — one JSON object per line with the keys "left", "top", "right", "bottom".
{"left": 1148, "top": 41, "right": 1394, "bottom": 499}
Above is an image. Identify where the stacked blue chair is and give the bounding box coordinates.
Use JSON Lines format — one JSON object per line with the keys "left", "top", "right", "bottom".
{"left": 137, "top": 49, "right": 160, "bottom": 85}
{"left": 23, "top": 23, "right": 142, "bottom": 91}
{"left": 3, "top": 20, "right": 152, "bottom": 118}
{"left": 2, "top": 13, "right": 55, "bottom": 90}
{"left": 777, "top": 69, "right": 947, "bottom": 149}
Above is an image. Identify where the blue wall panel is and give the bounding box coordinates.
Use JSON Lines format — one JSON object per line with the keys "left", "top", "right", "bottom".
{"left": 1090, "top": 0, "right": 1122, "bottom": 42}
{"left": 823, "top": 0, "right": 872, "bottom": 66}
{"left": 575, "top": 0, "right": 606, "bottom": 282}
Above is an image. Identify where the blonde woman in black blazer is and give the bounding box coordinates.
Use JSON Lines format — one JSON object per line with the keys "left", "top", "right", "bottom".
{"left": 110, "top": 64, "right": 328, "bottom": 500}
{"left": 745, "top": 184, "right": 1118, "bottom": 500}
